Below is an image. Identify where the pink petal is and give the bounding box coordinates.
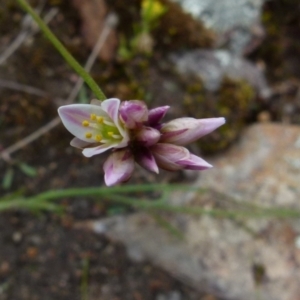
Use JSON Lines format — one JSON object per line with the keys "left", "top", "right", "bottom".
{"left": 70, "top": 137, "right": 92, "bottom": 149}
{"left": 150, "top": 143, "right": 190, "bottom": 171}
{"left": 82, "top": 143, "right": 117, "bottom": 157}
{"left": 136, "top": 147, "right": 159, "bottom": 174}
{"left": 58, "top": 104, "right": 108, "bottom": 142}
{"left": 101, "top": 98, "right": 129, "bottom": 141}
{"left": 177, "top": 154, "right": 213, "bottom": 170}
{"left": 103, "top": 149, "right": 135, "bottom": 186}
{"left": 147, "top": 106, "right": 170, "bottom": 126}
{"left": 135, "top": 127, "right": 161, "bottom": 147}
{"left": 119, "top": 100, "right": 148, "bottom": 129}
{"left": 160, "top": 117, "right": 225, "bottom": 146}
{"left": 101, "top": 98, "right": 120, "bottom": 123}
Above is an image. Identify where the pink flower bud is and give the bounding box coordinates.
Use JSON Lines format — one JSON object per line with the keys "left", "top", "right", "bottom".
{"left": 135, "top": 127, "right": 161, "bottom": 147}
{"left": 176, "top": 153, "right": 212, "bottom": 170}
{"left": 147, "top": 105, "right": 170, "bottom": 126}
{"left": 160, "top": 117, "right": 225, "bottom": 146}
{"left": 119, "top": 100, "right": 148, "bottom": 129}
{"left": 150, "top": 143, "right": 212, "bottom": 171}
{"left": 103, "top": 149, "right": 134, "bottom": 186}
{"left": 135, "top": 147, "right": 159, "bottom": 174}
{"left": 150, "top": 143, "right": 190, "bottom": 171}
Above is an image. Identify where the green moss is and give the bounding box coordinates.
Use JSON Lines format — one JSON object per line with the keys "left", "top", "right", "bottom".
{"left": 153, "top": 0, "right": 215, "bottom": 52}
{"left": 251, "top": 0, "right": 300, "bottom": 80}
{"left": 184, "top": 77, "right": 255, "bottom": 154}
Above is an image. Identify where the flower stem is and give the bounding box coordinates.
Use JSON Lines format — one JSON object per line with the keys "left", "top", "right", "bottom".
{"left": 16, "top": 0, "right": 106, "bottom": 101}
{"left": 1, "top": 185, "right": 300, "bottom": 219}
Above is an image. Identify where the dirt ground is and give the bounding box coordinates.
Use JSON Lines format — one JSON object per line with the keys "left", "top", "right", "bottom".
{"left": 0, "top": 0, "right": 300, "bottom": 299}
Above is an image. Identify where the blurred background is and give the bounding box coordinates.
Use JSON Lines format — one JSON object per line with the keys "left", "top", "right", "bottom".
{"left": 1, "top": 0, "right": 300, "bottom": 299}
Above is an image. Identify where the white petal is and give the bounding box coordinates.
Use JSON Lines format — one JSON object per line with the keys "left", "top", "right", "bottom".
{"left": 101, "top": 98, "right": 129, "bottom": 141}
{"left": 101, "top": 98, "right": 120, "bottom": 123}
{"left": 82, "top": 143, "right": 117, "bottom": 157}
{"left": 58, "top": 104, "right": 108, "bottom": 142}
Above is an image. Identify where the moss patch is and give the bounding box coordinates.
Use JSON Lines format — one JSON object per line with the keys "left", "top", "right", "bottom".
{"left": 183, "top": 77, "right": 256, "bottom": 154}
{"left": 251, "top": 0, "right": 300, "bottom": 80}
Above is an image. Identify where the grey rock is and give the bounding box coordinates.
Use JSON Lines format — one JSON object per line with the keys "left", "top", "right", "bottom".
{"left": 200, "top": 123, "right": 300, "bottom": 208}
{"left": 85, "top": 123, "right": 300, "bottom": 300}
{"left": 170, "top": 0, "right": 266, "bottom": 54}
{"left": 171, "top": 50, "right": 271, "bottom": 98}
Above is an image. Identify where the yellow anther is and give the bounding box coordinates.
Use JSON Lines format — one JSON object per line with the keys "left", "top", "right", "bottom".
{"left": 107, "top": 132, "right": 114, "bottom": 137}
{"left": 85, "top": 132, "right": 92, "bottom": 139}
{"left": 96, "top": 116, "right": 104, "bottom": 124}
{"left": 95, "top": 134, "right": 102, "bottom": 142}
{"left": 90, "top": 114, "right": 96, "bottom": 120}
{"left": 82, "top": 120, "right": 89, "bottom": 127}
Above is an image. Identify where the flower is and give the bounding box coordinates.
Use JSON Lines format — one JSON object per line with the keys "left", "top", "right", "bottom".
{"left": 58, "top": 98, "right": 129, "bottom": 158}
{"left": 58, "top": 98, "right": 225, "bottom": 186}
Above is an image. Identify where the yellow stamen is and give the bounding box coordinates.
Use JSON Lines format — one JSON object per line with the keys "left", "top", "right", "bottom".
{"left": 90, "top": 114, "right": 96, "bottom": 120}
{"left": 107, "top": 132, "right": 114, "bottom": 137}
{"left": 85, "top": 132, "right": 92, "bottom": 138}
{"left": 95, "top": 134, "right": 102, "bottom": 142}
{"left": 96, "top": 116, "right": 104, "bottom": 124}
{"left": 82, "top": 120, "right": 89, "bottom": 127}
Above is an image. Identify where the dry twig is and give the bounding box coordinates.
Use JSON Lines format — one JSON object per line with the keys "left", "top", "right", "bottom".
{"left": 0, "top": 13, "right": 118, "bottom": 162}
{"left": 0, "top": 8, "right": 58, "bottom": 65}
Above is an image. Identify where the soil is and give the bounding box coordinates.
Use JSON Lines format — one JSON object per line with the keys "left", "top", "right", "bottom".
{"left": 0, "top": 0, "right": 299, "bottom": 299}
{"left": 0, "top": 212, "right": 208, "bottom": 300}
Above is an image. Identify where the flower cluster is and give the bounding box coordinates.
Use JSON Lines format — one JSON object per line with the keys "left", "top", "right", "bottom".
{"left": 58, "top": 98, "right": 225, "bottom": 186}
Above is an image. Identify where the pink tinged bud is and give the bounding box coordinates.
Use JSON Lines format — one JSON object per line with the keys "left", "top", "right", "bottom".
{"left": 103, "top": 149, "right": 135, "bottom": 186}
{"left": 176, "top": 154, "right": 212, "bottom": 170}
{"left": 150, "top": 143, "right": 190, "bottom": 171}
{"left": 120, "top": 100, "right": 148, "bottom": 129}
{"left": 147, "top": 105, "right": 170, "bottom": 126}
{"left": 135, "top": 127, "right": 161, "bottom": 147}
{"left": 160, "top": 117, "right": 225, "bottom": 146}
{"left": 135, "top": 147, "right": 159, "bottom": 174}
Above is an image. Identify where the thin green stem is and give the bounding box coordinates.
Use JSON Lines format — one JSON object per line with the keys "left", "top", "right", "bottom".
{"left": 32, "top": 184, "right": 201, "bottom": 201}
{"left": 0, "top": 198, "right": 61, "bottom": 212}
{"left": 16, "top": 0, "right": 106, "bottom": 100}
{"left": 1, "top": 186, "right": 300, "bottom": 219}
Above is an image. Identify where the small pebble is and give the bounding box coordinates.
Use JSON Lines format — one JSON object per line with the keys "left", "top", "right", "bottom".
{"left": 12, "top": 232, "right": 22, "bottom": 243}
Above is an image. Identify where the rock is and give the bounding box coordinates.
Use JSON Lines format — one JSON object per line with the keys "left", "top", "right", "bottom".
{"left": 170, "top": 0, "right": 266, "bottom": 54}
{"left": 12, "top": 231, "right": 22, "bottom": 244}
{"left": 171, "top": 49, "right": 271, "bottom": 98}
{"left": 72, "top": 0, "right": 118, "bottom": 62}
{"left": 200, "top": 123, "right": 300, "bottom": 208}
{"left": 84, "top": 123, "right": 300, "bottom": 300}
